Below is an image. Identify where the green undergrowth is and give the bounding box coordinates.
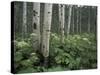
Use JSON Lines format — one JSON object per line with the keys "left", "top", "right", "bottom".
{"left": 14, "top": 33, "right": 97, "bottom": 73}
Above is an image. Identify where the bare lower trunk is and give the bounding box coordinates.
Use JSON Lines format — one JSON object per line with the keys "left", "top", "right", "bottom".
{"left": 41, "top": 4, "right": 52, "bottom": 65}
{"left": 79, "top": 6, "right": 82, "bottom": 33}
{"left": 41, "top": 3, "right": 52, "bottom": 66}
{"left": 22, "top": 2, "right": 27, "bottom": 39}
{"left": 76, "top": 5, "right": 79, "bottom": 33}
{"left": 88, "top": 7, "right": 90, "bottom": 33}
{"left": 72, "top": 6, "right": 75, "bottom": 34}
{"left": 59, "top": 4, "right": 65, "bottom": 43}
{"left": 32, "top": 3, "right": 40, "bottom": 51}
{"left": 67, "top": 5, "right": 72, "bottom": 35}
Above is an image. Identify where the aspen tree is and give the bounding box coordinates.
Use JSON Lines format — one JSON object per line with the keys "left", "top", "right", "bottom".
{"left": 88, "top": 6, "right": 91, "bottom": 33}
{"left": 79, "top": 6, "right": 82, "bottom": 33}
{"left": 67, "top": 5, "right": 72, "bottom": 35}
{"left": 22, "top": 2, "right": 27, "bottom": 39}
{"left": 41, "top": 3, "right": 52, "bottom": 65}
{"left": 59, "top": 4, "right": 65, "bottom": 43}
{"left": 76, "top": 5, "right": 79, "bottom": 33}
{"left": 72, "top": 6, "right": 75, "bottom": 33}
{"left": 32, "top": 3, "right": 40, "bottom": 51}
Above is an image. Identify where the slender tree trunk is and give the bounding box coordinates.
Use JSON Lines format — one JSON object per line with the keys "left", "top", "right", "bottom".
{"left": 59, "top": 4, "right": 65, "bottom": 43}
{"left": 88, "top": 7, "right": 90, "bottom": 33}
{"left": 72, "top": 6, "right": 75, "bottom": 34}
{"left": 41, "top": 3, "right": 52, "bottom": 66}
{"left": 22, "top": 2, "right": 27, "bottom": 39}
{"left": 32, "top": 3, "right": 40, "bottom": 51}
{"left": 67, "top": 5, "right": 72, "bottom": 35}
{"left": 79, "top": 6, "right": 82, "bottom": 33}
{"left": 76, "top": 5, "right": 79, "bottom": 33}
{"left": 94, "top": 7, "right": 97, "bottom": 33}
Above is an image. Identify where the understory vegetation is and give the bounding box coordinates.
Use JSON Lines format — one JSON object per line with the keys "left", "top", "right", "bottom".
{"left": 14, "top": 33, "right": 97, "bottom": 73}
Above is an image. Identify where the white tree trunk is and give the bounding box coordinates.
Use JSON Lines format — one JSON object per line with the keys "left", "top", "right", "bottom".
{"left": 67, "top": 5, "right": 72, "bottom": 35}
{"left": 72, "top": 6, "right": 75, "bottom": 33}
{"left": 22, "top": 2, "right": 27, "bottom": 39}
{"left": 79, "top": 6, "right": 82, "bottom": 33}
{"left": 41, "top": 3, "right": 52, "bottom": 58}
{"left": 76, "top": 5, "right": 79, "bottom": 33}
{"left": 59, "top": 4, "right": 65, "bottom": 43}
{"left": 32, "top": 3, "right": 40, "bottom": 51}
{"left": 88, "top": 7, "right": 90, "bottom": 33}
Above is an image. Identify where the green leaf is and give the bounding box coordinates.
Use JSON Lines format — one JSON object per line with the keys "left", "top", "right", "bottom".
{"left": 20, "top": 59, "right": 33, "bottom": 67}
{"left": 65, "top": 58, "right": 69, "bottom": 65}
{"left": 14, "top": 52, "right": 23, "bottom": 62}
{"left": 17, "top": 41, "right": 30, "bottom": 49}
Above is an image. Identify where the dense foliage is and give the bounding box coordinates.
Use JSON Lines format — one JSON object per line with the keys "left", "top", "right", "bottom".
{"left": 12, "top": 2, "right": 97, "bottom": 74}
{"left": 14, "top": 33, "right": 97, "bottom": 73}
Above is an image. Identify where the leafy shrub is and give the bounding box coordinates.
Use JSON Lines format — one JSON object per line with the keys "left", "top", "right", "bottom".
{"left": 14, "top": 33, "right": 97, "bottom": 73}
{"left": 50, "top": 33, "right": 97, "bottom": 69}
{"left": 14, "top": 36, "right": 40, "bottom": 73}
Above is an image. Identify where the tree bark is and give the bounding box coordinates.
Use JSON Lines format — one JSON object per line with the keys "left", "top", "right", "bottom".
{"left": 79, "top": 6, "right": 82, "bottom": 33}
{"left": 76, "top": 5, "right": 79, "bottom": 33}
{"left": 41, "top": 3, "right": 52, "bottom": 58}
{"left": 41, "top": 3, "right": 52, "bottom": 66}
{"left": 88, "top": 6, "right": 91, "bottom": 33}
{"left": 22, "top": 2, "right": 27, "bottom": 39}
{"left": 67, "top": 5, "right": 72, "bottom": 35}
{"left": 72, "top": 6, "right": 75, "bottom": 34}
{"left": 32, "top": 3, "right": 40, "bottom": 51}
{"left": 59, "top": 4, "right": 65, "bottom": 43}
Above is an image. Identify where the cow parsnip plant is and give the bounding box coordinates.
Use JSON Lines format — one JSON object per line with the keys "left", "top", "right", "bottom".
{"left": 14, "top": 33, "right": 97, "bottom": 73}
